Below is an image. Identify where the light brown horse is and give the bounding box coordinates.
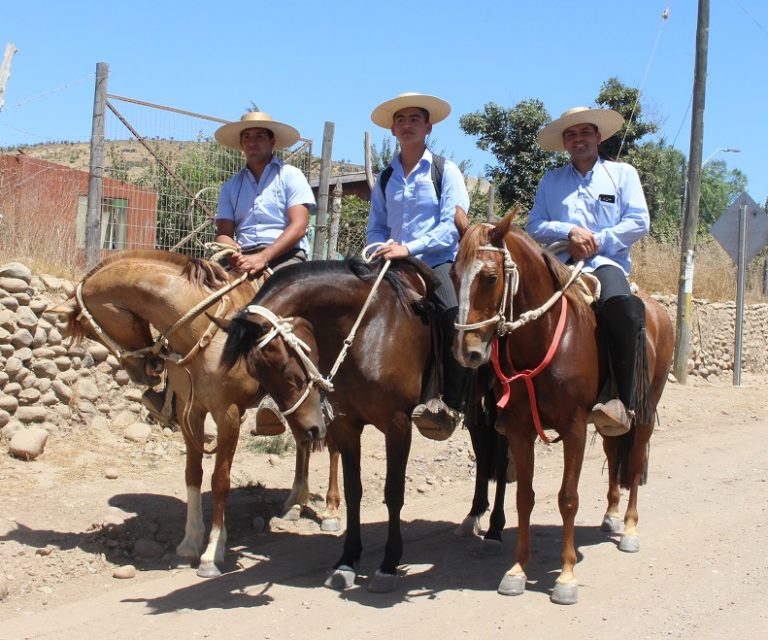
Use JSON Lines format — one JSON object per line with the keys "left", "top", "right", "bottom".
{"left": 452, "top": 216, "right": 674, "bottom": 604}
{"left": 48, "top": 250, "right": 339, "bottom": 577}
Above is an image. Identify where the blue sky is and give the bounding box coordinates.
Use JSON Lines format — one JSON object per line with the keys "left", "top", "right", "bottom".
{"left": 2, "top": 1, "right": 766, "bottom": 206}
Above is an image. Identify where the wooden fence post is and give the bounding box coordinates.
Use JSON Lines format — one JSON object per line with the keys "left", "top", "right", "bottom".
{"left": 312, "top": 121, "right": 334, "bottom": 260}
{"left": 86, "top": 62, "right": 109, "bottom": 270}
{"left": 328, "top": 180, "right": 342, "bottom": 259}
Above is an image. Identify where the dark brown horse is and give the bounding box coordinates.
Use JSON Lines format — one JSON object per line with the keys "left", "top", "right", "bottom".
{"left": 452, "top": 216, "right": 674, "bottom": 604}
{"left": 48, "top": 250, "right": 339, "bottom": 578}
{"left": 220, "top": 256, "right": 452, "bottom": 592}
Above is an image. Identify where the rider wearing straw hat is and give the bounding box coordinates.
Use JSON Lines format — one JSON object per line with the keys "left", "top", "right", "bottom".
{"left": 526, "top": 106, "right": 650, "bottom": 437}
{"left": 367, "top": 92, "right": 471, "bottom": 440}
{"left": 214, "top": 111, "right": 315, "bottom": 278}
{"left": 215, "top": 111, "right": 315, "bottom": 435}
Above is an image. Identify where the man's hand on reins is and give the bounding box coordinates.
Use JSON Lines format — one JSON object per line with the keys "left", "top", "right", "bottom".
{"left": 373, "top": 242, "right": 410, "bottom": 261}
{"left": 231, "top": 252, "right": 269, "bottom": 277}
{"left": 567, "top": 226, "right": 598, "bottom": 260}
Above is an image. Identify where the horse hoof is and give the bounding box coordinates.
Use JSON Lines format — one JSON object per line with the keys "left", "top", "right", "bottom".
{"left": 601, "top": 515, "right": 622, "bottom": 533}
{"left": 551, "top": 580, "right": 578, "bottom": 605}
{"left": 321, "top": 517, "right": 341, "bottom": 532}
{"left": 281, "top": 504, "right": 302, "bottom": 521}
{"left": 196, "top": 562, "right": 222, "bottom": 579}
{"left": 480, "top": 538, "right": 503, "bottom": 556}
{"left": 454, "top": 516, "right": 481, "bottom": 538}
{"left": 324, "top": 565, "right": 356, "bottom": 590}
{"left": 368, "top": 569, "right": 398, "bottom": 593}
{"left": 498, "top": 573, "right": 527, "bottom": 596}
{"left": 618, "top": 534, "right": 640, "bottom": 553}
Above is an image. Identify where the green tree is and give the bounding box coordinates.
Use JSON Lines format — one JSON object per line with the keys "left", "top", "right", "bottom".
{"left": 698, "top": 161, "right": 747, "bottom": 228}
{"left": 595, "top": 77, "right": 659, "bottom": 160}
{"left": 460, "top": 99, "right": 557, "bottom": 211}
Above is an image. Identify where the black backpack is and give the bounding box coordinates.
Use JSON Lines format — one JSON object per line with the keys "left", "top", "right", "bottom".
{"left": 379, "top": 154, "right": 446, "bottom": 203}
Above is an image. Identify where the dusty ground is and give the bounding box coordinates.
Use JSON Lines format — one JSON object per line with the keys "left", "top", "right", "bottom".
{"left": 1, "top": 373, "right": 767, "bottom": 640}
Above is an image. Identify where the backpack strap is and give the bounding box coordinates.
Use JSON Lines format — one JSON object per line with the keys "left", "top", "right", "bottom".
{"left": 380, "top": 154, "right": 446, "bottom": 203}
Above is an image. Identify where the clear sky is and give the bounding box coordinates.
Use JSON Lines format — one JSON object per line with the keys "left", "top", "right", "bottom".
{"left": 2, "top": 1, "right": 766, "bottom": 207}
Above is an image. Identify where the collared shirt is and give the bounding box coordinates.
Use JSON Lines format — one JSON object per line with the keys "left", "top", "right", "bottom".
{"left": 526, "top": 157, "right": 649, "bottom": 275}
{"left": 216, "top": 156, "right": 315, "bottom": 253}
{"left": 367, "top": 149, "right": 470, "bottom": 267}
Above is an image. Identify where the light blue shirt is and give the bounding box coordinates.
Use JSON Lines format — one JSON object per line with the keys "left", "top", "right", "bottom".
{"left": 526, "top": 157, "right": 649, "bottom": 275}
{"left": 216, "top": 156, "right": 315, "bottom": 253}
{"left": 367, "top": 149, "right": 470, "bottom": 267}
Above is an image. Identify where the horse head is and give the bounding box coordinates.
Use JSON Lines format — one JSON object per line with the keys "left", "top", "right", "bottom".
{"left": 453, "top": 214, "right": 517, "bottom": 368}
{"left": 218, "top": 308, "right": 327, "bottom": 444}
{"left": 47, "top": 287, "right": 164, "bottom": 388}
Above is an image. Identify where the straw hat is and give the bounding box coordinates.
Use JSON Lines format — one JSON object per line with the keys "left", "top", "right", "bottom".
{"left": 537, "top": 107, "right": 624, "bottom": 152}
{"left": 214, "top": 112, "right": 300, "bottom": 150}
{"left": 371, "top": 92, "right": 451, "bottom": 129}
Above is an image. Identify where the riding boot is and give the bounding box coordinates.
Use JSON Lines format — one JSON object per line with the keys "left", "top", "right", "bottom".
{"left": 589, "top": 294, "right": 649, "bottom": 437}
{"left": 142, "top": 385, "right": 176, "bottom": 427}
{"left": 251, "top": 391, "right": 287, "bottom": 437}
{"left": 412, "top": 307, "right": 469, "bottom": 441}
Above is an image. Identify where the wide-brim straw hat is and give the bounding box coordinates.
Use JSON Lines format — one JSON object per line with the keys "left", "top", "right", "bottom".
{"left": 215, "top": 112, "right": 300, "bottom": 150}
{"left": 371, "top": 92, "right": 451, "bottom": 129}
{"left": 538, "top": 107, "right": 624, "bottom": 152}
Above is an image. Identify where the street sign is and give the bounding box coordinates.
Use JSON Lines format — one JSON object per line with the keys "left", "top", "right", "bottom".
{"left": 710, "top": 192, "right": 768, "bottom": 263}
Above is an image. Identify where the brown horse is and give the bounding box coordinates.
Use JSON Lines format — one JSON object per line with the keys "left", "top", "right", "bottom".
{"left": 452, "top": 216, "right": 674, "bottom": 604}
{"left": 48, "top": 250, "right": 339, "bottom": 578}
{"left": 219, "top": 256, "right": 451, "bottom": 593}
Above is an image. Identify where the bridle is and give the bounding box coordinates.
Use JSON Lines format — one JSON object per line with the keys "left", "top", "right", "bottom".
{"left": 454, "top": 237, "right": 587, "bottom": 337}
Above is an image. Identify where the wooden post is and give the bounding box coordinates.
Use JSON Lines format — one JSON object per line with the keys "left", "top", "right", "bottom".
{"left": 328, "top": 180, "right": 342, "bottom": 259}
{"left": 364, "top": 131, "right": 375, "bottom": 191}
{"left": 312, "top": 121, "right": 334, "bottom": 260}
{"left": 487, "top": 184, "right": 495, "bottom": 222}
{"left": 85, "top": 62, "right": 109, "bottom": 271}
{"left": 673, "top": 0, "right": 709, "bottom": 383}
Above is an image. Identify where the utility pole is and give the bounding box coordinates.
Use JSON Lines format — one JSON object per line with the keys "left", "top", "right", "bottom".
{"left": 673, "top": 0, "right": 709, "bottom": 383}
{"left": 86, "top": 62, "right": 109, "bottom": 271}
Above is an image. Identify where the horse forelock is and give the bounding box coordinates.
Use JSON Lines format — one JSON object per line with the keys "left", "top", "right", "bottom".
{"left": 455, "top": 223, "right": 492, "bottom": 274}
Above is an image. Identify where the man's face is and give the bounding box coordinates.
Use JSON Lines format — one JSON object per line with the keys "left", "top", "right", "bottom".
{"left": 562, "top": 123, "right": 601, "bottom": 162}
{"left": 391, "top": 107, "right": 432, "bottom": 145}
{"left": 240, "top": 127, "right": 275, "bottom": 162}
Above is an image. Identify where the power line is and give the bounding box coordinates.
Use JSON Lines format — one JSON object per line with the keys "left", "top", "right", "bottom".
{"left": 2, "top": 73, "right": 93, "bottom": 112}
{"left": 732, "top": 0, "right": 768, "bottom": 39}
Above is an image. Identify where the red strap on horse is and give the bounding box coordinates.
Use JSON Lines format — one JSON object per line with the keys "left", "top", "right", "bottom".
{"left": 490, "top": 296, "right": 569, "bottom": 444}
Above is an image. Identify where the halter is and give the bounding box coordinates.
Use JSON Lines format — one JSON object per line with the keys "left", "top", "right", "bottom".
{"left": 454, "top": 240, "right": 585, "bottom": 337}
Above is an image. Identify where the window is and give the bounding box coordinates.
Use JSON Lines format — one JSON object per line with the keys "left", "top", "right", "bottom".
{"left": 101, "top": 198, "right": 128, "bottom": 249}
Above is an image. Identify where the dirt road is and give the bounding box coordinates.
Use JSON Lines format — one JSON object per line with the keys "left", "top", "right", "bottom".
{"left": 1, "top": 374, "right": 767, "bottom": 640}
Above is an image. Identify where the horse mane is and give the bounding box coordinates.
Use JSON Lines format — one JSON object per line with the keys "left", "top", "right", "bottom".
{"left": 252, "top": 256, "right": 438, "bottom": 312}
{"left": 83, "top": 249, "right": 232, "bottom": 291}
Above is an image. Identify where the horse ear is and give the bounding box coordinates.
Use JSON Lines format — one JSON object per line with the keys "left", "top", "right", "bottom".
{"left": 454, "top": 206, "right": 469, "bottom": 238}
{"left": 489, "top": 212, "right": 515, "bottom": 246}
{"left": 209, "top": 314, "right": 231, "bottom": 332}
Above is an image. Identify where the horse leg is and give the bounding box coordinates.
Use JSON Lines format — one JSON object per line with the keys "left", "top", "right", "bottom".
{"left": 550, "top": 425, "right": 587, "bottom": 605}
{"left": 498, "top": 425, "right": 536, "bottom": 597}
{"left": 324, "top": 419, "right": 364, "bottom": 590}
{"left": 618, "top": 424, "right": 653, "bottom": 553}
{"left": 320, "top": 432, "right": 342, "bottom": 532}
{"left": 281, "top": 441, "right": 311, "bottom": 521}
{"left": 197, "top": 404, "right": 241, "bottom": 578}
{"left": 176, "top": 398, "right": 205, "bottom": 565}
{"left": 600, "top": 435, "right": 623, "bottom": 534}
{"left": 367, "top": 414, "right": 413, "bottom": 593}
{"left": 456, "top": 402, "right": 490, "bottom": 538}
{"left": 481, "top": 433, "right": 509, "bottom": 555}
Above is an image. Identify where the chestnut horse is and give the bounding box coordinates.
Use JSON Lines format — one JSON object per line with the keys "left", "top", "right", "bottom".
{"left": 48, "top": 250, "right": 338, "bottom": 577}
{"left": 452, "top": 216, "right": 674, "bottom": 604}
{"left": 220, "top": 256, "right": 460, "bottom": 592}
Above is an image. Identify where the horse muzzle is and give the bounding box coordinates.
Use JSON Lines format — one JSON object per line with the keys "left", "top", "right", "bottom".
{"left": 454, "top": 332, "right": 492, "bottom": 369}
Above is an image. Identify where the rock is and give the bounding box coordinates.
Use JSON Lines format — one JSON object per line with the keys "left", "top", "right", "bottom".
{"left": 88, "top": 343, "right": 110, "bottom": 363}
{"left": 0, "top": 410, "right": 9, "bottom": 428}
{"left": 112, "top": 565, "right": 136, "bottom": 579}
{"left": 0, "top": 296, "right": 19, "bottom": 311}
{"left": 74, "top": 379, "right": 100, "bottom": 401}
{"left": 10, "top": 329, "right": 33, "bottom": 349}
{"left": 17, "top": 388, "right": 41, "bottom": 406}
{"left": 0, "top": 308, "right": 16, "bottom": 331}
{"left": 0, "top": 394, "right": 19, "bottom": 413}
{"left": 114, "top": 410, "right": 140, "bottom": 428}
{"left": 114, "top": 370, "right": 130, "bottom": 385}
{"left": 51, "top": 380, "right": 72, "bottom": 403}
{"left": 4, "top": 356, "right": 24, "bottom": 379}
{"left": 0, "top": 277, "right": 30, "bottom": 294}
{"left": 14, "top": 406, "right": 48, "bottom": 423}
{"left": 104, "top": 467, "right": 119, "bottom": 480}
{"left": 125, "top": 423, "right": 152, "bottom": 443}
{"left": 0, "top": 573, "right": 9, "bottom": 599}
{"left": 0, "top": 262, "right": 32, "bottom": 282}
{"left": 9, "top": 427, "right": 49, "bottom": 460}
{"left": 15, "top": 306, "right": 39, "bottom": 330}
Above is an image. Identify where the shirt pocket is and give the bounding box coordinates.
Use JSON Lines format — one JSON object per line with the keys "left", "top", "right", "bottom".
{"left": 415, "top": 177, "right": 438, "bottom": 205}
{"left": 595, "top": 198, "right": 619, "bottom": 226}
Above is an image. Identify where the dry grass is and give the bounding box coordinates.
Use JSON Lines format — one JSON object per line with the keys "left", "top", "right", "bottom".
{"left": 632, "top": 236, "right": 767, "bottom": 302}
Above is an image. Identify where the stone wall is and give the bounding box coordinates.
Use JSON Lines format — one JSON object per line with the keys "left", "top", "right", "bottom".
{"left": 0, "top": 262, "right": 765, "bottom": 451}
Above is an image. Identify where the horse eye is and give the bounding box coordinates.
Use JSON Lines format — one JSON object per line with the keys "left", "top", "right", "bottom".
{"left": 486, "top": 274, "right": 498, "bottom": 285}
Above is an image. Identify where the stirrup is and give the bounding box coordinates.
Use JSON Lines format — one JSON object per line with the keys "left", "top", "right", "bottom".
{"left": 251, "top": 395, "right": 287, "bottom": 436}
{"left": 589, "top": 398, "right": 631, "bottom": 437}
{"left": 142, "top": 387, "right": 176, "bottom": 427}
{"left": 411, "top": 398, "right": 461, "bottom": 441}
